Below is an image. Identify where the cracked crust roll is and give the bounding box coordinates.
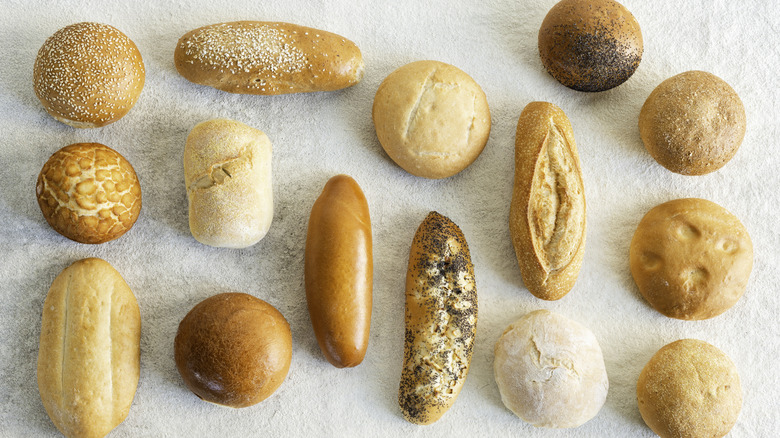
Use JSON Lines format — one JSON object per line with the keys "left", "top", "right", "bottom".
{"left": 305, "top": 175, "right": 372, "bottom": 368}
{"left": 493, "top": 309, "right": 608, "bottom": 428}
{"left": 36, "top": 143, "right": 142, "bottom": 244}
{"left": 174, "top": 21, "right": 364, "bottom": 95}
{"left": 399, "top": 211, "right": 477, "bottom": 425}
{"left": 184, "top": 118, "right": 273, "bottom": 248}
{"left": 372, "top": 60, "right": 491, "bottom": 179}
{"left": 38, "top": 258, "right": 141, "bottom": 438}
{"left": 509, "top": 101, "right": 586, "bottom": 300}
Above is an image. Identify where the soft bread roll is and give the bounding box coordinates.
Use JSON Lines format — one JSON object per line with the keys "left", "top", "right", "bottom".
{"left": 372, "top": 60, "right": 491, "bottom": 179}
{"left": 399, "top": 211, "right": 477, "bottom": 425}
{"left": 509, "top": 102, "right": 586, "bottom": 300}
{"left": 175, "top": 21, "right": 364, "bottom": 95}
{"left": 174, "top": 293, "right": 292, "bottom": 408}
{"left": 639, "top": 71, "right": 746, "bottom": 175}
{"left": 184, "top": 118, "right": 273, "bottom": 248}
{"left": 305, "top": 175, "right": 372, "bottom": 368}
{"left": 637, "top": 339, "right": 742, "bottom": 438}
{"left": 38, "top": 258, "right": 140, "bottom": 438}
{"left": 36, "top": 143, "right": 142, "bottom": 244}
{"left": 34, "top": 22, "right": 145, "bottom": 128}
{"left": 629, "top": 198, "right": 753, "bottom": 320}
{"left": 493, "top": 310, "right": 608, "bottom": 428}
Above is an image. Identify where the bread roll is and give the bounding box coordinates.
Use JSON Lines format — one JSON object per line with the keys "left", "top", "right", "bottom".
{"left": 36, "top": 142, "right": 142, "bottom": 244}
{"left": 639, "top": 71, "right": 746, "bottom": 175}
{"left": 637, "top": 339, "right": 742, "bottom": 438}
{"left": 175, "top": 21, "right": 364, "bottom": 95}
{"left": 539, "top": 0, "right": 642, "bottom": 92}
{"left": 629, "top": 198, "right": 753, "bottom": 320}
{"left": 174, "top": 293, "right": 292, "bottom": 408}
{"left": 38, "top": 258, "right": 140, "bottom": 438}
{"left": 509, "top": 102, "right": 586, "bottom": 300}
{"left": 493, "top": 310, "right": 608, "bottom": 428}
{"left": 34, "top": 22, "right": 145, "bottom": 128}
{"left": 372, "top": 60, "right": 491, "bottom": 179}
{"left": 399, "top": 211, "right": 477, "bottom": 425}
{"left": 184, "top": 118, "right": 273, "bottom": 248}
{"left": 305, "top": 175, "right": 372, "bottom": 368}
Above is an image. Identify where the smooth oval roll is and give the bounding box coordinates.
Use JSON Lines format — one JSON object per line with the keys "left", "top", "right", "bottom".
{"left": 37, "top": 258, "right": 140, "bottom": 438}
{"left": 305, "top": 175, "right": 372, "bottom": 368}
{"left": 174, "top": 21, "right": 364, "bottom": 95}
{"left": 184, "top": 118, "right": 273, "bottom": 248}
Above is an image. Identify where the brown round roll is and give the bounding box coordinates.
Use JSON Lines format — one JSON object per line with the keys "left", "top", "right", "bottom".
{"left": 174, "top": 293, "right": 292, "bottom": 408}
{"left": 36, "top": 143, "right": 142, "bottom": 244}
{"left": 33, "top": 22, "right": 145, "bottom": 128}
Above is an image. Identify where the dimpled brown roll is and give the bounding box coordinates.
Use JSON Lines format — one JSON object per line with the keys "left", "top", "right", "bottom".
{"left": 174, "top": 293, "right": 292, "bottom": 408}
{"left": 36, "top": 143, "right": 142, "bottom": 244}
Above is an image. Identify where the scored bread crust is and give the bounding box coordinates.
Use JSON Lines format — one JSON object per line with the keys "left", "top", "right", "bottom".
{"left": 174, "top": 21, "right": 364, "bottom": 95}
{"left": 509, "top": 101, "right": 586, "bottom": 300}
{"left": 37, "top": 258, "right": 140, "bottom": 438}
{"left": 399, "top": 211, "right": 477, "bottom": 425}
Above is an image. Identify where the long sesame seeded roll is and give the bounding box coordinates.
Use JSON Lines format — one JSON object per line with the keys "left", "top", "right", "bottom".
{"left": 174, "top": 21, "right": 364, "bottom": 95}
{"left": 399, "top": 211, "right": 477, "bottom": 425}
{"left": 33, "top": 22, "right": 145, "bottom": 128}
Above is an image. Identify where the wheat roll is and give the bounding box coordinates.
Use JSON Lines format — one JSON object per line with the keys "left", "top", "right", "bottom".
{"left": 34, "top": 22, "right": 145, "bottom": 128}
{"left": 509, "top": 102, "right": 586, "bottom": 300}
{"left": 175, "top": 21, "right": 364, "bottom": 95}
{"left": 372, "top": 60, "right": 491, "bottom": 179}
{"left": 36, "top": 143, "right": 142, "bottom": 244}
{"left": 399, "top": 211, "right": 477, "bottom": 424}
{"left": 184, "top": 118, "right": 273, "bottom": 248}
{"left": 38, "top": 258, "right": 140, "bottom": 438}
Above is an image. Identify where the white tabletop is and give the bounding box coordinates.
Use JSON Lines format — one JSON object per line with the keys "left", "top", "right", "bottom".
{"left": 1, "top": 0, "right": 778, "bottom": 436}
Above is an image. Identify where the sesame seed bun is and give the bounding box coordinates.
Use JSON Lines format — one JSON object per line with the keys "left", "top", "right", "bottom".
{"left": 33, "top": 22, "right": 145, "bottom": 128}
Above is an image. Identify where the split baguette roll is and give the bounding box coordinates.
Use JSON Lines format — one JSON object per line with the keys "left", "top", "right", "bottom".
{"left": 174, "top": 21, "right": 364, "bottom": 95}
{"left": 184, "top": 118, "right": 273, "bottom": 248}
{"left": 37, "top": 258, "right": 140, "bottom": 438}
{"left": 305, "top": 175, "right": 372, "bottom": 368}
{"left": 509, "top": 102, "right": 586, "bottom": 301}
{"left": 399, "top": 211, "right": 477, "bottom": 425}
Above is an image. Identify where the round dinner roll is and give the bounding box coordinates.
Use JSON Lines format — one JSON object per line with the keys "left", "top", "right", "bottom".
{"left": 629, "top": 198, "right": 752, "bottom": 320}
{"left": 639, "top": 71, "right": 746, "bottom": 175}
{"left": 637, "top": 339, "right": 742, "bottom": 438}
{"left": 33, "top": 22, "right": 145, "bottom": 128}
{"left": 539, "top": 0, "right": 643, "bottom": 92}
{"left": 493, "top": 310, "right": 608, "bottom": 428}
{"left": 174, "top": 293, "right": 292, "bottom": 408}
{"left": 372, "top": 60, "right": 491, "bottom": 179}
{"left": 36, "top": 143, "right": 142, "bottom": 244}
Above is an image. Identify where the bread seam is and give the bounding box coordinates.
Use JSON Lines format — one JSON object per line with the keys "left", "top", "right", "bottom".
{"left": 405, "top": 69, "right": 437, "bottom": 140}
{"left": 61, "top": 269, "right": 73, "bottom": 407}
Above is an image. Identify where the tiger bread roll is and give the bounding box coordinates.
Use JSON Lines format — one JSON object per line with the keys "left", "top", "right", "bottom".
{"left": 305, "top": 175, "right": 372, "bottom": 368}
{"left": 510, "top": 101, "right": 586, "bottom": 300}
{"left": 184, "top": 118, "right": 272, "bottom": 248}
{"left": 399, "top": 211, "right": 477, "bottom": 425}
{"left": 175, "top": 21, "right": 364, "bottom": 94}
{"left": 38, "top": 258, "right": 140, "bottom": 438}
{"left": 493, "top": 310, "right": 608, "bottom": 428}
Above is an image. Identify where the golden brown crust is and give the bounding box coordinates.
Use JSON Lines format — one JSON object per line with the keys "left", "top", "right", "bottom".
{"left": 174, "top": 293, "right": 292, "bottom": 408}
{"left": 305, "top": 174, "right": 373, "bottom": 368}
{"left": 399, "top": 211, "right": 477, "bottom": 425}
{"left": 510, "top": 102, "right": 586, "bottom": 301}
{"left": 639, "top": 70, "right": 746, "bottom": 175}
{"left": 637, "top": 339, "right": 742, "bottom": 438}
{"left": 174, "top": 21, "right": 364, "bottom": 95}
{"left": 37, "top": 258, "right": 140, "bottom": 438}
{"left": 36, "top": 143, "right": 142, "bottom": 244}
{"left": 538, "top": 0, "right": 642, "bottom": 92}
{"left": 372, "top": 60, "right": 491, "bottom": 179}
{"left": 33, "top": 22, "right": 145, "bottom": 128}
{"left": 629, "top": 198, "right": 753, "bottom": 320}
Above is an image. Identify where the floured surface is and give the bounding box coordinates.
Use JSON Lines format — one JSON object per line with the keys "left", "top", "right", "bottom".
{"left": 0, "top": 0, "right": 778, "bottom": 436}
